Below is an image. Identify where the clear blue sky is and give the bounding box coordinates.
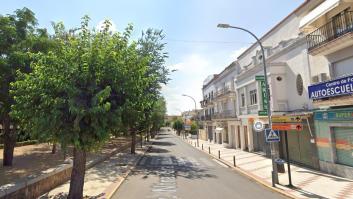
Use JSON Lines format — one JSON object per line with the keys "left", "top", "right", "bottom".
{"left": 2, "top": 0, "right": 304, "bottom": 115}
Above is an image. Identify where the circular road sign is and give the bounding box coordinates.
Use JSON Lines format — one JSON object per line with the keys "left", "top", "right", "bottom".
{"left": 253, "top": 120, "right": 265, "bottom": 132}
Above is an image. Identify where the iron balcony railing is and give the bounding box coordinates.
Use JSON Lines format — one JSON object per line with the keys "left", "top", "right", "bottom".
{"left": 213, "top": 110, "right": 236, "bottom": 119}
{"left": 307, "top": 11, "right": 353, "bottom": 51}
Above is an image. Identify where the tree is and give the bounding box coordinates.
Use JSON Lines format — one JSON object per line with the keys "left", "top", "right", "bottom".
{"left": 172, "top": 119, "right": 184, "bottom": 136}
{"left": 123, "top": 28, "right": 169, "bottom": 153}
{"left": 0, "top": 7, "right": 54, "bottom": 166}
{"left": 11, "top": 17, "right": 151, "bottom": 199}
{"left": 190, "top": 121, "right": 198, "bottom": 135}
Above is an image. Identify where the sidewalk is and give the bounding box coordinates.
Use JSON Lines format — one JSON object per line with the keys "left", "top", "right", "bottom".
{"left": 40, "top": 145, "right": 149, "bottom": 199}
{"left": 186, "top": 137, "right": 353, "bottom": 199}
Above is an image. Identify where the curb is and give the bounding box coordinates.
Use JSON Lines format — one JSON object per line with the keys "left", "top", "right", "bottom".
{"left": 179, "top": 136, "right": 298, "bottom": 199}
{"left": 102, "top": 140, "right": 155, "bottom": 199}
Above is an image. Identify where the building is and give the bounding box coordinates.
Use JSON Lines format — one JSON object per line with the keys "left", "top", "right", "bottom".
{"left": 301, "top": 0, "right": 353, "bottom": 178}
{"left": 200, "top": 62, "right": 240, "bottom": 147}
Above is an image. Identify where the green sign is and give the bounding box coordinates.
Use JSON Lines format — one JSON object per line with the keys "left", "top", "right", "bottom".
{"left": 260, "top": 80, "right": 269, "bottom": 111}
{"left": 256, "top": 75, "right": 269, "bottom": 116}
{"left": 258, "top": 110, "right": 268, "bottom": 116}
{"left": 255, "top": 75, "right": 265, "bottom": 81}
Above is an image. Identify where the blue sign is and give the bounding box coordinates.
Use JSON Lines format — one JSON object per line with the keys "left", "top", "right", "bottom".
{"left": 265, "top": 129, "right": 280, "bottom": 142}
{"left": 308, "top": 74, "right": 353, "bottom": 100}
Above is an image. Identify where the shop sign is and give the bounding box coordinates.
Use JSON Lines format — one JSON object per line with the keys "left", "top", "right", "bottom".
{"left": 258, "top": 110, "right": 268, "bottom": 116}
{"left": 308, "top": 74, "right": 353, "bottom": 100}
{"left": 256, "top": 75, "right": 269, "bottom": 116}
{"left": 315, "top": 110, "right": 353, "bottom": 121}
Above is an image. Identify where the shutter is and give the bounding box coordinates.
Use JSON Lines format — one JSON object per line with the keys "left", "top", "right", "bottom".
{"left": 332, "top": 56, "right": 353, "bottom": 78}
{"left": 334, "top": 127, "right": 353, "bottom": 167}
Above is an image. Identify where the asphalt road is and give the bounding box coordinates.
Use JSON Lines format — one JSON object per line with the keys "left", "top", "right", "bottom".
{"left": 112, "top": 127, "right": 286, "bottom": 199}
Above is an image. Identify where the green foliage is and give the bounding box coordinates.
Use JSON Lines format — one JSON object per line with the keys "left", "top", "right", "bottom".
{"left": 172, "top": 119, "right": 184, "bottom": 132}
{"left": 10, "top": 17, "right": 155, "bottom": 151}
{"left": 190, "top": 121, "right": 198, "bottom": 135}
{"left": 0, "top": 7, "right": 53, "bottom": 119}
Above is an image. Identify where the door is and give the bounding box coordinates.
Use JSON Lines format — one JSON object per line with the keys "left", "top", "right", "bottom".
{"left": 333, "top": 127, "right": 353, "bottom": 167}
{"left": 244, "top": 126, "right": 249, "bottom": 151}
{"left": 237, "top": 125, "right": 241, "bottom": 148}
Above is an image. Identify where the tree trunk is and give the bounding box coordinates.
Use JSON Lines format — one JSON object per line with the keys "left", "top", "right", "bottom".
{"left": 131, "top": 130, "right": 136, "bottom": 154}
{"left": 147, "top": 129, "right": 150, "bottom": 142}
{"left": 3, "top": 114, "right": 16, "bottom": 166}
{"left": 68, "top": 147, "right": 86, "bottom": 199}
{"left": 52, "top": 143, "right": 57, "bottom": 154}
{"left": 140, "top": 132, "right": 143, "bottom": 148}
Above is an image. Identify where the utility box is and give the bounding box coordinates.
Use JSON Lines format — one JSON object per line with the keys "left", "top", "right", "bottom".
{"left": 275, "top": 158, "right": 286, "bottom": 173}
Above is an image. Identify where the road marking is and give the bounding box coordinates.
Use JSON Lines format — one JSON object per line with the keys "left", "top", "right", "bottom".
{"left": 150, "top": 166, "right": 178, "bottom": 198}
{"left": 161, "top": 157, "right": 173, "bottom": 165}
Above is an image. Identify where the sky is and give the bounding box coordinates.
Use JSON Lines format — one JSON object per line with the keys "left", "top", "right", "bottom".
{"left": 2, "top": 0, "right": 304, "bottom": 115}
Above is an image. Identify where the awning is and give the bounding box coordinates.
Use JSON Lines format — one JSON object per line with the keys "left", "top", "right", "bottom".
{"left": 299, "top": 0, "right": 341, "bottom": 29}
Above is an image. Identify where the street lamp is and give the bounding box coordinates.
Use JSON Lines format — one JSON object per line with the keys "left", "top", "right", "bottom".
{"left": 182, "top": 94, "right": 199, "bottom": 147}
{"left": 217, "top": 23, "right": 278, "bottom": 187}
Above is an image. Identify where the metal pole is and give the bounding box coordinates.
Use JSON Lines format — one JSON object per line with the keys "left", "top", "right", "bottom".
{"left": 202, "top": 144, "right": 203, "bottom": 150}
{"left": 221, "top": 25, "right": 279, "bottom": 186}
{"left": 285, "top": 131, "right": 293, "bottom": 187}
{"left": 233, "top": 155, "right": 236, "bottom": 167}
{"left": 218, "top": 150, "right": 221, "bottom": 159}
{"left": 209, "top": 146, "right": 211, "bottom": 154}
{"left": 182, "top": 94, "right": 199, "bottom": 147}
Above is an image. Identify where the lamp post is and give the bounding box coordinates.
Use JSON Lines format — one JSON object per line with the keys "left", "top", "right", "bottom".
{"left": 217, "top": 23, "right": 278, "bottom": 186}
{"left": 182, "top": 94, "right": 199, "bottom": 147}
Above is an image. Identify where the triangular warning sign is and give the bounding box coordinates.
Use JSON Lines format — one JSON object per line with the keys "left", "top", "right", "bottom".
{"left": 267, "top": 130, "right": 279, "bottom": 139}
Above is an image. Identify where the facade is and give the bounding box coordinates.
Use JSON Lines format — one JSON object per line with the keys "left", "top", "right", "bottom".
{"left": 302, "top": 0, "right": 353, "bottom": 178}
{"left": 200, "top": 0, "right": 353, "bottom": 178}
{"left": 200, "top": 62, "right": 240, "bottom": 147}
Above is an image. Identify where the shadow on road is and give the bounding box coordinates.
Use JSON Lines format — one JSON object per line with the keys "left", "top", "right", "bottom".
{"left": 151, "top": 141, "right": 175, "bottom": 146}
{"left": 131, "top": 153, "right": 217, "bottom": 180}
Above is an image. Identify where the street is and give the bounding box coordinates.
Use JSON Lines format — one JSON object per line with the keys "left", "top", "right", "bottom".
{"left": 112, "top": 128, "right": 286, "bottom": 199}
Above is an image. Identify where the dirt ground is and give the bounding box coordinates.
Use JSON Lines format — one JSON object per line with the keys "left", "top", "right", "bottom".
{"left": 0, "top": 137, "right": 130, "bottom": 186}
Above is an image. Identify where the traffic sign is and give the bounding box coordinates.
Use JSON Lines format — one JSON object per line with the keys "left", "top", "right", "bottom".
{"left": 253, "top": 120, "right": 265, "bottom": 132}
{"left": 184, "top": 125, "right": 191, "bottom": 131}
{"left": 272, "top": 123, "right": 303, "bottom": 131}
{"left": 272, "top": 116, "right": 304, "bottom": 123}
{"left": 265, "top": 129, "right": 280, "bottom": 142}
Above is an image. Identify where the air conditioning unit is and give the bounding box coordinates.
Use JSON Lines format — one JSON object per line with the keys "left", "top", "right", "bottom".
{"left": 319, "top": 73, "right": 328, "bottom": 82}
{"left": 312, "top": 73, "right": 328, "bottom": 83}
{"left": 312, "top": 75, "right": 319, "bottom": 83}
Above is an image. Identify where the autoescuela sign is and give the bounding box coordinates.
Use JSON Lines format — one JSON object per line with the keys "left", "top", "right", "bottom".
{"left": 308, "top": 74, "right": 353, "bottom": 100}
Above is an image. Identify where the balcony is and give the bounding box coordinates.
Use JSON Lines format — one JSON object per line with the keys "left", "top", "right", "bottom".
{"left": 212, "top": 110, "right": 236, "bottom": 119}
{"left": 306, "top": 11, "right": 353, "bottom": 55}
{"left": 214, "top": 87, "right": 235, "bottom": 100}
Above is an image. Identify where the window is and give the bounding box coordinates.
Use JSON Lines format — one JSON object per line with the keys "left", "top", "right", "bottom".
{"left": 241, "top": 93, "right": 245, "bottom": 107}
{"left": 296, "top": 74, "right": 304, "bottom": 96}
{"left": 250, "top": 89, "right": 257, "bottom": 105}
